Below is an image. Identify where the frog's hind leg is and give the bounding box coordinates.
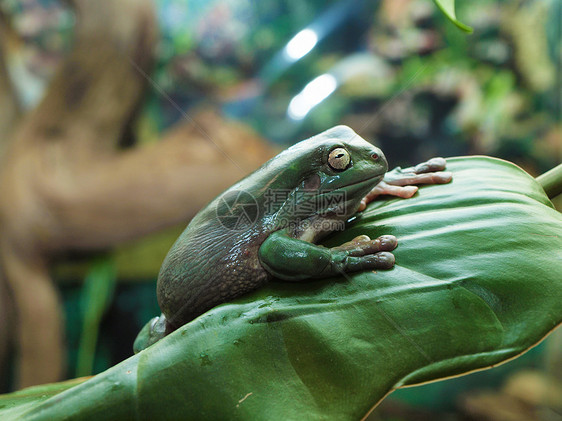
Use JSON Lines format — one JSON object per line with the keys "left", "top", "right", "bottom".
{"left": 133, "top": 313, "right": 171, "bottom": 353}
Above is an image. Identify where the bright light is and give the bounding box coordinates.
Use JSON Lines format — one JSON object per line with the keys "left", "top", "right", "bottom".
{"left": 288, "top": 73, "right": 338, "bottom": 120}
{"left": 284, "top": 29, "right": 318, "bottom": 61}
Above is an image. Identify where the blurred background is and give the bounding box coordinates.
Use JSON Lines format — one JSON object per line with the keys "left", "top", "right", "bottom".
{"left": 0, "top": 0, "right": 560, "bottom": 419}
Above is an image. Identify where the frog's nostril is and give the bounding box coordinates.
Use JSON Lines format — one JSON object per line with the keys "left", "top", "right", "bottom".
{"left": 371, "top": 153, "right": 379, "bottom": 160}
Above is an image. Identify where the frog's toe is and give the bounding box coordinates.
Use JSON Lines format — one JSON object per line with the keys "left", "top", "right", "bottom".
{"left": 378, "top": 235, "right": 398, "bottom": 251}
{"left": 359, "top": 235, "right": 398, "bottom": 254}
{"left": 332, "top": 234, "right": 372, "bottom": 253}
{"left": 350, "top": 234, "right": 371, "bottom": 244}
{"left": 383, "top": 156, "right": 453, "bottom": 189}
{"left": 133, "top": 313, "right": 169, "bottom": 353}
{"left": 347, "top": 251, "right": 395, "bottom": 271}
{"left": 431, "top": 171, "right": 453, "bottom": 183}
{"left": 338, "top": 234, "right": 397, "bottom": 256}
{"left": 414, "top": 157, "right": 447, "bottom": 173}
{"left": 367, "top": 251, "right": 395, "bottom": 269}
{"left": 386, "top": 172, "right": 452, "bottom": 187}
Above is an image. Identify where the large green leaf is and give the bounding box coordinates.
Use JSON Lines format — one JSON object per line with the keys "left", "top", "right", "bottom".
{"left": 433, "top": 0, "right": 473, "bottom": 33}
{"left": 1, "top": 157, "right": 561, "bottom": 420}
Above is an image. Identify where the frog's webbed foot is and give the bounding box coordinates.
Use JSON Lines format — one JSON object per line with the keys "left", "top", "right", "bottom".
{"left": 133, "top": 313, "right": 170, "bottom": 353}
{"left": 331, "top": 234, "right": 397, "bottom": 271}
{"left": 359, "top": 157, "right": 452, "bottom": 210}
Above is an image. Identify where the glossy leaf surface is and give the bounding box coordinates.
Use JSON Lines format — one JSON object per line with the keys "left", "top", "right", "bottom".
{"left": 1, "top": 157, "right": 560, "bottom": 420}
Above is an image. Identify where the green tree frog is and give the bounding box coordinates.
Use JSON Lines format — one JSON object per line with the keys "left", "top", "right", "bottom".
{"left": 134, "top": 126, "right": 451, "bottom": 352}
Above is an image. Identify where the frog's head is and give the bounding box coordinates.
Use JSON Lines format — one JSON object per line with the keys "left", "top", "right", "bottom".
{"left": 260, "top": 125, "right": 387, "bottom": 224}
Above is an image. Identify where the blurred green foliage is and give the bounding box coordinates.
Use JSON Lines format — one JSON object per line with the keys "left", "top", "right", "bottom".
{"left": 2, "top": 1, "right": 559, "bottom": 172}
{"left": 137, "top": 0, "right": 560, "bottom": 177}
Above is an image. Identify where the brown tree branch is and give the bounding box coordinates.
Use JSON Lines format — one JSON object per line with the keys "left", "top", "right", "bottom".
{"left": 0, "top": 0, "right": 158, "bottom": 388}
{"left": 21, "top": 2, "right": 156, "bottom": 157}
{"left": 0, "top": 9, "right": 21, "bottom": 391}
{"left": 0, "top": 0, "right": 276, "bottom": 389}
{"left": 0, "top": 15, "right": 21, "bottom": 150}
{"left": 0, "top": 245, "right": 63, "bottom": 387}
{"left": 41, "top": 111, "right": 276, "bottom": 251}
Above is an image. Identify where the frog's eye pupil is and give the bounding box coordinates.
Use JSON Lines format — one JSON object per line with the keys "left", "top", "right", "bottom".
{"left": 328, "top": 148, "right": 351, "bottom": 171}
{"left": 372, "top": 153, "right": 379, "bottom": 160}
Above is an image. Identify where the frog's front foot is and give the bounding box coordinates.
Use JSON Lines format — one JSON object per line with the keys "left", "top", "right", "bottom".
{"left": 359, "top": 157, "right": 452, "bottom": 210}
{"left": 331, "top": 234, "right": 397, "bottom": 271}
{"left": 259, "top": 231, "right": 398, "bottom": 281}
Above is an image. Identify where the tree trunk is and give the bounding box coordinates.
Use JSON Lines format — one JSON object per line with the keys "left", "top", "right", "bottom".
{"left": 0, "top": 13, "right": 21, "bottom": 151}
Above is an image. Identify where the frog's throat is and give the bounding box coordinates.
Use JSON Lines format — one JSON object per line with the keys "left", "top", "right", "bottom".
{"left": 324, "top": 172, "right": 384, "bottom": 195}
{"left": 342, "top": 172, "right": 385, "bottom": 189}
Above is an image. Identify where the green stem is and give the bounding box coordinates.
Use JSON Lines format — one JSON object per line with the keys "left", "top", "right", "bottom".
{"left": 537, "top": 163, "right": 562, "bottom": 200}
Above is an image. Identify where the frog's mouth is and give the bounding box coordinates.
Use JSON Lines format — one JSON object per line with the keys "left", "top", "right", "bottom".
{"left": 321, "top": 173, "right": 385, "bottom": 200}
{"left": 313, "top": 173, "right": 383, "bottom": 218}
{"left": 339, "top": 172, "right": 385, "bottom": 190}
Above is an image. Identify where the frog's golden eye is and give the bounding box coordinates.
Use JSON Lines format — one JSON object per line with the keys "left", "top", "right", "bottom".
{"left": 328, "top": 148, "right": 351, "bottom": 171}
